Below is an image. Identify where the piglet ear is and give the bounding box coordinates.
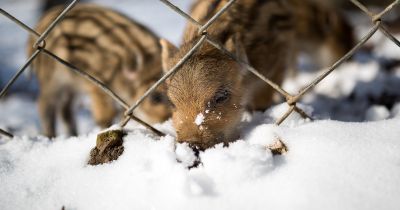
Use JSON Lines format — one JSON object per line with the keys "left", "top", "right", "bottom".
{"left": 225, "top": 34, "right": 249, "bottom": 65}
{"left": 160, "top": 39, "right": 178, "bottom": 74}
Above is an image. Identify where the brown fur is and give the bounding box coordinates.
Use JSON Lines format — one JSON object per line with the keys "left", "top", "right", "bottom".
{"left": 28, "top": 4, "right": 171, "bottom": 137}
{"left": 161, "top": 0, "right": 354, "bottom": 150}
{"left": 290, "top": 0, "right": 354, "bottom": 70}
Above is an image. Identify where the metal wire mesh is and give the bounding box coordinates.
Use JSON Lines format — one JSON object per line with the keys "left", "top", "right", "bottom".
{"left": 0, "top": 0, "right": 399, "bottom": 140}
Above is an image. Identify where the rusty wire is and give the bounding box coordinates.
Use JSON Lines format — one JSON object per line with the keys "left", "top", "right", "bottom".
{"left": 0, "top": 0, "right": 400, "bottom": 139}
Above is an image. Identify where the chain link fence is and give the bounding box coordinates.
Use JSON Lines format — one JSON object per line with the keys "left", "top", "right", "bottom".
{"left": 0, "top": 0, "right": 399, "bottom": 140}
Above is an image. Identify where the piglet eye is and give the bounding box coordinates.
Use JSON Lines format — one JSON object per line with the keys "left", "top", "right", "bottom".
{"left": 214, "top": 89, "right": 230, "bottom": 104}
{"left": 150, "top": 92, "right": 165, "bottom": 105}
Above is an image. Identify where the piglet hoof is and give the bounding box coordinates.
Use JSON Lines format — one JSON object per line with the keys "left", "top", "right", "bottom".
{"left": 267, "top": 138, "right": 288, "bottom": 156}
{"left": 88, "top": 130, "right": 125, "bottom": 165}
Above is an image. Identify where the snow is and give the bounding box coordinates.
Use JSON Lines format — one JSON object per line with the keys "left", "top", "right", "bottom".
{"left": 0, "top": 111, "right": 399, "bottom": 210}
{"left": 365, "top": 105, "right": 391, "bottom": 121}
{"left": 1, "top": 0, "right": 400, "bottom": 210}
{"left": 373, "top": 32, "right": 400, "bottom": 60}
{"left": 194, "top": 113, "right": 205, "bottom": 126}
{"left": 283, "top": 60, "right": 400, "bottom": 122}
{"left": 392, "top": 103, "right": 400, "bottom": 117}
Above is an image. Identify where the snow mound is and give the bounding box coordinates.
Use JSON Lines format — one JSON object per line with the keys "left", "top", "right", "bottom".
{"left": 1, "top": 106, "right": 400, "bottom": 210}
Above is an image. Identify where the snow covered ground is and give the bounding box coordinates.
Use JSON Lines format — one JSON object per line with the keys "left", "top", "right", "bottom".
{"left": 1, "top": 110, "right": 399, "bottom": 210}
{"left": 1, "top": 1, "right": 400, "bottom": 210}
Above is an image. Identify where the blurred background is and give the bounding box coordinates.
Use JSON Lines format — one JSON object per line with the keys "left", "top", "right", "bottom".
{"left": 0, "top": 0, "right": 400, "bottom": 136}
{"left": 0, "top": 0, "right": 193, "bottom": 135}
{"left": 0, "top": 0, "right": 191, "bottom": 96}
